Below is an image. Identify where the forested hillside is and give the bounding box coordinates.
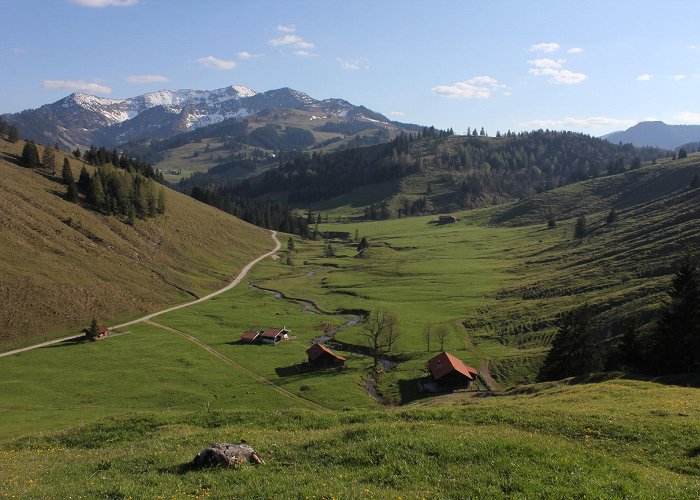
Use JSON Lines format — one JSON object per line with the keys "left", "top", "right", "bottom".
{"left": 0, "top": 137, "right": 271, "bottom": 349}
{"left": 184, "top": 129, "right": 669, "bottom": 229}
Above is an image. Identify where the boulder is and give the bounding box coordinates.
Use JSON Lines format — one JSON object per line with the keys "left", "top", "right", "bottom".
{"left": 192, "top": 442, "right": 264, "bottom": 469}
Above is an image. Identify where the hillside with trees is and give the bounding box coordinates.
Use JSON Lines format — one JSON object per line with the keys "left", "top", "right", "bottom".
{"left": 0, "top": 136, "right": 271, "bottom": 349}
{"left": 183, "top": 129, "right": 669, "bottom": 225}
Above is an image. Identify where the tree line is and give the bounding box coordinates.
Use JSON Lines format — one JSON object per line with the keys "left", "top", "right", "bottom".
{"left": 539, "top": 255, "right": 700, "bottom": 380}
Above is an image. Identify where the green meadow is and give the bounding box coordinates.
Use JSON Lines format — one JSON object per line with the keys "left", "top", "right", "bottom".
{"left": 2, "top": 155, "right": 700, "bottom": 496}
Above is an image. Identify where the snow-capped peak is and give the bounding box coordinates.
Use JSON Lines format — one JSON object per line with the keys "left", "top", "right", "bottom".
{"left": 231, "top": 85, "right": 257, "bottom": 97}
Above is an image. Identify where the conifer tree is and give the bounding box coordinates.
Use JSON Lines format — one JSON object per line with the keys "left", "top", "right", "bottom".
{"left": 539, "top": 305, "right": 602, "bottom": 380}
{"left": 574, "top": 214, "right": 587, "bottom": 239}
{"left": 8, "top": 125, "right": 19, "bottom": 143}
{"left": 62, "top": 158, "right": 78, "bottom": 202}
{"left": 156, "top": 187, "right": 166, "bottom": 214}
{"left": 652, "top": 255, "right": 700, "bottom": 374}
{"left": 287, "top": 237, "right": 295, "bottom": 253}
{"left": 78, "top": 167, "right": 90, "bottom": 193}
{"left": 606, "top": 207, "right": 618, "bottom": 224}
{"left": 691, "top": 174, "right": 700, "bottom": 190}
{"left": 21, "top": 141, "right": 40, "bottom": 168}
{"left": 41, "top": 146, "right": 56, "bottom": 174}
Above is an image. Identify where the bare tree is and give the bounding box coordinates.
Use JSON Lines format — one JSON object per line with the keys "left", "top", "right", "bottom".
{"left": 361, "top": 309, "right": 401, "bottom": 367}
{"left": 434, "top": 325, "right": 449, "bottom": 351}
{"left": 422, "top": 321, "right": 433, "bottom": 351}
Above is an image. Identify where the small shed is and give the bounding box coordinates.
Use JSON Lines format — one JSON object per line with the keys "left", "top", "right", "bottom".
{"left": 306, "top": 343, "right": 346, "bottom": 368}
{"left": 83, "top": 324, "right": 110, "bottom": 341}
{"left": 428, "top": 351, "right": 478, "bottom": 388}
{"left": 260, "top": 327, "right": 290, "bottom": 344}
{"left": 240, "top": 330, "right": 261, "bottom": 343}
{"left": 438, "top": 215, "right": 459, "bottom": 223}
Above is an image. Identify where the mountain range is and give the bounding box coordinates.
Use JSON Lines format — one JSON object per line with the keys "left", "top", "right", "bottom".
{"left": 603, "top": 121, "right": 700, "bottom": 149}
{"left": 2, "top": 85, "right": 409, "bottom": 150}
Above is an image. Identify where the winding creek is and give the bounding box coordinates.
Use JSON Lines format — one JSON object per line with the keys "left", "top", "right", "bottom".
{"left": 248, "top": 280, "right": 362, "bottom": 344}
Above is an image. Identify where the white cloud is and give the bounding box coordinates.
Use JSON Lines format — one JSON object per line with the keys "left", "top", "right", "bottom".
{"left": 530, "top": 42, "right": 560, "bottom": 53}
{"left": 337, "top": 57, "right": 368, "bottom": 70}
{"left": 636, "top": 73, "right": 653, "bottom": 81}
{"left": 276, "top": 24, "right": 296, "bottom": 33}
{"left": 125, "top": 74, "right": 168, "bottom": 84}
{"left": 387, "top": 111, "right": 406, "bottom": 117}
{"left": 528, "top": 58, "right": 587, "bottom": 84}
{"left": 528, "top": 58, "right": 565, "bottom": 69}
{"left": 432, "top": 76, "right": 506, "bottom": 99}
{"left": 197, "top": 56, "right": 236, "bottom": 70}
{"left": 268, "top": 34, "right": 314, "bottom": 49}
{"left": 11, "top": 47, "right": 26, "bottom": 54}
{"left": 670, "top": 74, "right": 686, "bottom": 81}
{"left": 567, "top": 47, "right": 584, "bottom": 54}
{"left": 237, "top": 51, "right": 262, "bottom": 59}
{"left": 293, "top": 50, "right": 317, "bottom": 57}
{"left": 520, "top": 116, "right": 637, "bottom": 129}
{"left": 43, "top": 79, "right": 112, "bottom": 94}
{"left": 68, "top": 0, "right": 137, "bottom": 7}
{"left": 674, "top": 111, "right": 700, "bottom": 124}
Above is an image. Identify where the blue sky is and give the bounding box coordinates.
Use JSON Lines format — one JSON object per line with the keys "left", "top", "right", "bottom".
{"left": 2, "top": 0, "right": 700, "bottom": 135}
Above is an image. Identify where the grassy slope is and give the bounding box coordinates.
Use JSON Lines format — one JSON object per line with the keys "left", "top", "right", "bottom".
{"left": 0, "top": 380, "right": 697, "bottom": 498}
{"left": 0, "top": 138, "right": 271, "bottom": 349}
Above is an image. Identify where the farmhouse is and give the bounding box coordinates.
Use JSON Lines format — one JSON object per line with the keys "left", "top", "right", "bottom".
{"left": 240, "top": 330, "right": 261, "bottom": 343}
{"left": 260, "top": 327, "right": 290, "bottom": 344}
{"left": 438, "top": 215, "right": 459, "bottom": 223}
{"left": 428, "top": 351, "right": 478, "bottom": 389}
{"left": 82, "top": 324, "right": 110, "bottom": 341}
{"left": 306, "top": 343, "right": 346, "bottom": 368}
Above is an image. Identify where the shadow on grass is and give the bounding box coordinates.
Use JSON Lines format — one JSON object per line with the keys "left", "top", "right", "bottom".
{"left": 397, "top": 377, "right": 433, "bottom": 405}
{"left": 43, "top": 337, "right": 88, "bottom": 349}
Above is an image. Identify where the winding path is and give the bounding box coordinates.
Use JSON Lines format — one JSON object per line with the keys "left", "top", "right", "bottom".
{"left": 0, "top": 231, "right": 281, "bottom": 359}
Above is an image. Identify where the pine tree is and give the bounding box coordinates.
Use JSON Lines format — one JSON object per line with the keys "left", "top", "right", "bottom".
{"left": 324, "top": 243, "right": 335, "bottom": 257}
{"left": 574, "top": 214, "right": 587, "bottom": 239}
{"left": 156, "top": 187, "right": 166, "bottom": 214}
{"left": 651, "top": 255, "right": 700, "bottom": 374}
{"left": 8, "top": 125, "right": 20, "bottom": 143}
{"left": 678, "top": 148, "right": 688, "bottom": 159}
{"left": 606, "top": 207, "right": 618, "bottom": 224}
{"left": 539, "top": 305, "right": 602, "bottom": 380}
{"left": 41, "top": 146, "right": 56, "bottom": 174}
{"left": 78, "top": 167, "right": 90, "bottom": 194}
{"left": 691, "top": 174, "right": 700, "bottom": 190}
{"left": 62, "top": 158, "right": 79, "bottom": 202}
{"left": 357, "top": 236, "right": 369, "bottom": 252}
{"left": 547, "top": 218, "right": 556, "bottom": 229}
{"left": 287, "top": 237, "right": 295, "bottom": 253}
{"left": 21, "top": 141, "right": 40, "bottom": 168}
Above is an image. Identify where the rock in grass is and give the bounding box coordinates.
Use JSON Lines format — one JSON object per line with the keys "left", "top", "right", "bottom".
{"left": 192, "top": 443, "right": 264, "bottom": 468}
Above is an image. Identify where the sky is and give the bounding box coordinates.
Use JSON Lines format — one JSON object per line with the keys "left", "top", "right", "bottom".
{"left": 2, "top": 0, "right": 700, "bottom": 135}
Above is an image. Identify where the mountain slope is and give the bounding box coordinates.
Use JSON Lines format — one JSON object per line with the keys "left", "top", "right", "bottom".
{"left": 2, "top": 85, "right": 414, "bottom": 151}
{"left": 0, "top": 138, "right": 271, "bottom": 349}
{"left": 603, "top": 121, "right": 700, "bottom": 149}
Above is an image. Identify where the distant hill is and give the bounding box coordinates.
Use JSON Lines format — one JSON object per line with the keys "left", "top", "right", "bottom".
{"left": 0, "top": 138, "right": 271, "bottom": 349}
{"left": 603, "top": 121, "right": 700, "bottom": 149}
{"left": 184, "top": 129, "right": 670, "bottom": 222}
{"left": 1, "top": 85, "right": 421, "bottom": 152}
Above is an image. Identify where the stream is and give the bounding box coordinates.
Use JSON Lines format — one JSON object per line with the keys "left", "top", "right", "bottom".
{"left": 248, "top": 282, "right": 361, "bottom": 344}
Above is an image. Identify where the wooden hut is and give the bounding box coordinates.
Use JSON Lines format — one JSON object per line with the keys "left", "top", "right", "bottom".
{"left": 306, "top": 343, "right": 346, "bottom": 368}
{"left": 83, "top": 324, "right": 110, "bottom": 341}
{"left": 427, "top": 352, "right": 478, "bottom": 389}
{"left": 260, "top": 327, "right": 290, "bottom": 344}
{"left": 240, "top": 330, "right": 261, "bottom": 343}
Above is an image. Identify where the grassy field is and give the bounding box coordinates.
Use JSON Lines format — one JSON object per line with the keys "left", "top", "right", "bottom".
{"left": 0, "top": 379, "right": 697, "bottom": 498}
{"left": 0, "top": 138, "right": 271, "bottom": 350}
{"left": 2, "top": 146, "right": 699, "bottom": 496}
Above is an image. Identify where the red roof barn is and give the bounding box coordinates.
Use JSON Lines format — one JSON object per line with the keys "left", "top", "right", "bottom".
{"left": 260, "top": 327, "right": 289, "bottom": 344}
{"left": 428, "top": 352, "right": 478, "bottom": 388}
{"left": 82, "top": 324, "right": 110, "bottom": 341}
{"left": 240, "top": 330, "right": 261, "bottom": 343}
{"left": 306, "top": 343, "right": 346, "bottom": 368}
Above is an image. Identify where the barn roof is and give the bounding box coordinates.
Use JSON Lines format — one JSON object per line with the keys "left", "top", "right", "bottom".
{"left": 240, "top": 330, "right": 260, "bottom": 341}
{"left": 428, "top": 352, "right": 478, "bottom": 381}
{"left": 306, "top": 343, "right": 346, "bottom": 362}
{"left": 260, "top": 327, "right": 286, "bottom": 338}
